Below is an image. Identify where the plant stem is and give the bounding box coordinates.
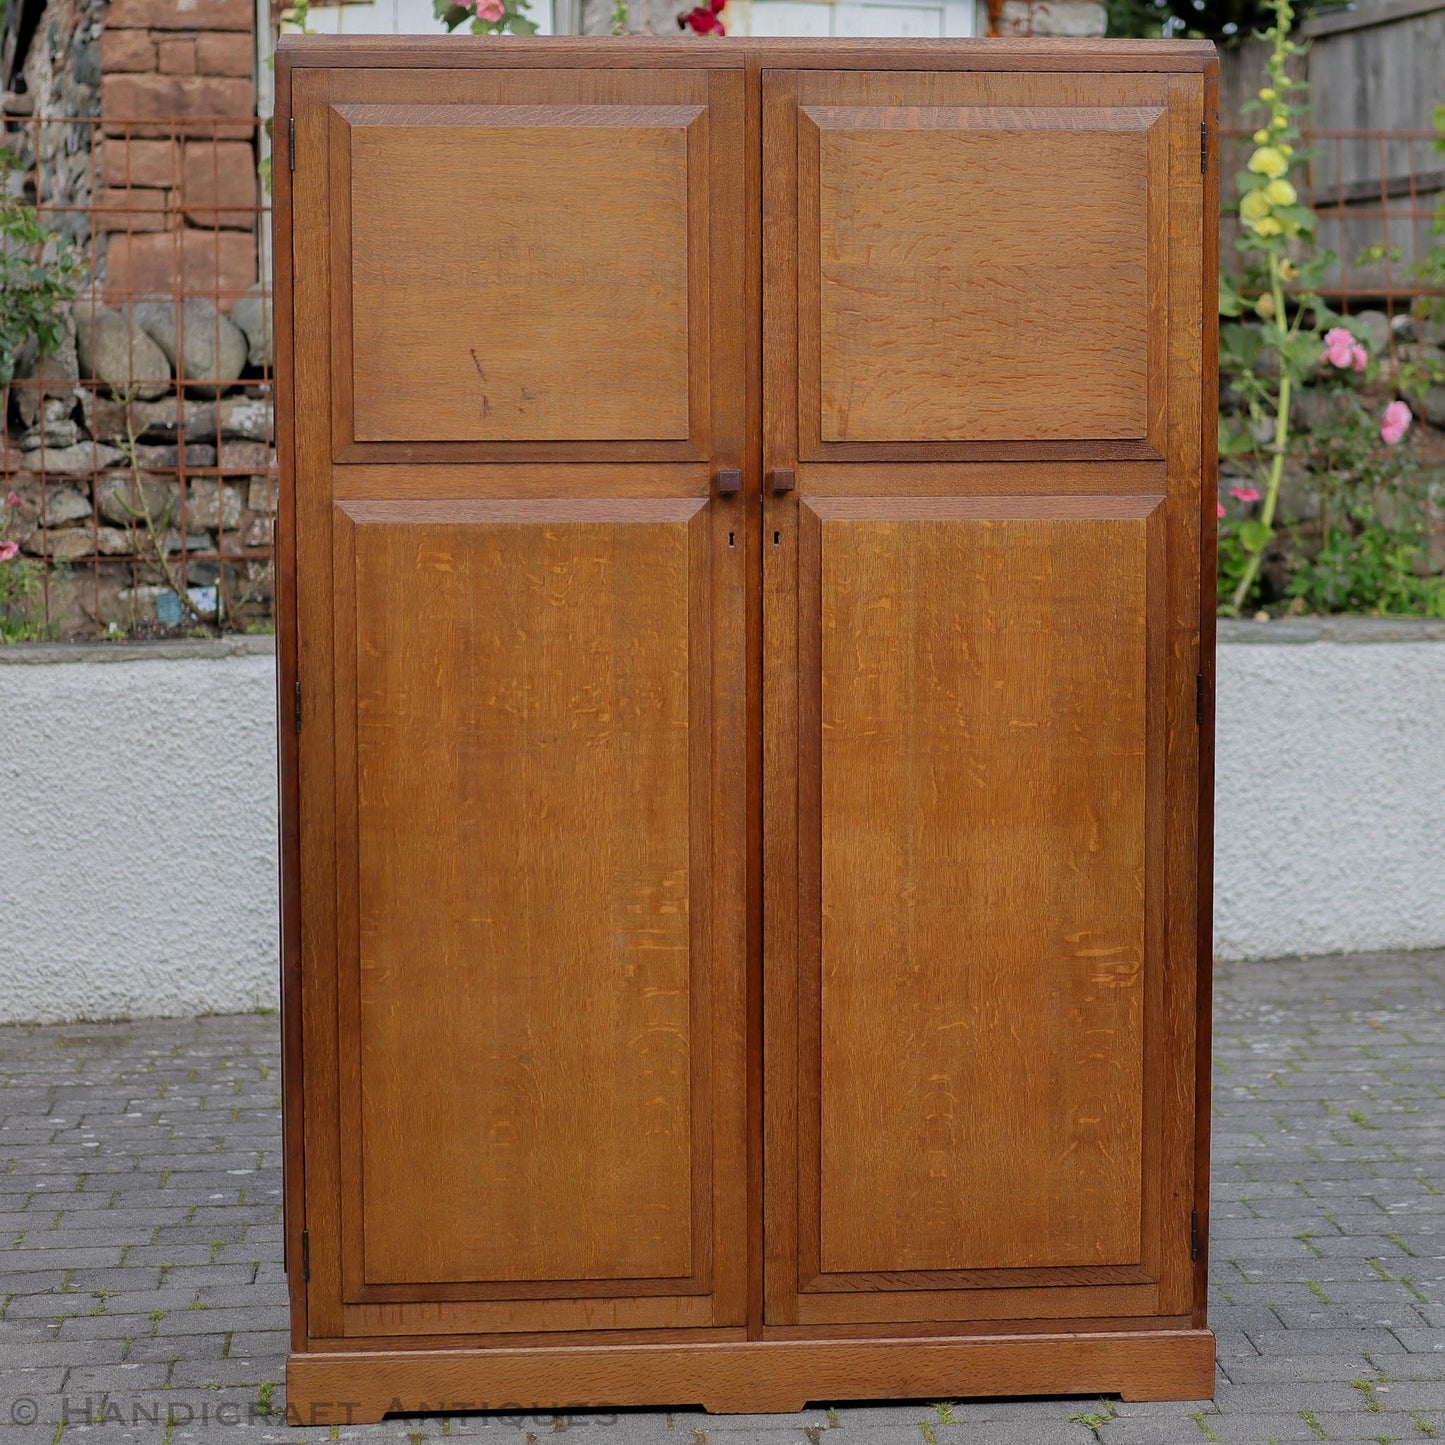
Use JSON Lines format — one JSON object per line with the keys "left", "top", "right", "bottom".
{"left": 1229, "top": 252, "right": 1292, "bottom": 615}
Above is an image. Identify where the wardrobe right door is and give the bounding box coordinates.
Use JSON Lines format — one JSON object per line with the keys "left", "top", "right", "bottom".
{"left": 761, "top": 64, "right": 1212, "bottom": 1331}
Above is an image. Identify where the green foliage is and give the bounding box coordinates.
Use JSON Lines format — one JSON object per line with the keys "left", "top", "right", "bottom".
{"left": 1283, "top": 397, "right": 1445, "bottom": 617}
{"left": 1413, "top": 104, "right": 1445, "bottom": 333}
{"left": 1105, "top": 0, "right": 1312, "bottom": 40}
{"left": 1213, "top": 0, "right": 1443, "bottom": 619}
{"left": 0, "top": 494, "right": 51, "bottom": 644}
{"left": 1216, "top": 0, "right": 1331, "bottom": 615}
{"left": 434, "top": 0, "right": 539, "bottom": 36}
{"left": 0, "top": 151, "right": 85, "bottom": 390}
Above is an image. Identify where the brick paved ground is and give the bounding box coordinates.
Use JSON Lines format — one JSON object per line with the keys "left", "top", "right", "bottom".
{"left": 1, "top": 949, "right": 1443, "bottom": 1444}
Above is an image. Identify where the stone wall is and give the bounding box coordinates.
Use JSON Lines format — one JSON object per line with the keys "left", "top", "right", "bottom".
{"left": 7, "top": 0, "right": 105, "bottom": 247}
{"left": 5, "top": 0, "right": 260, "bottom": 302}
{"left": 3, "top": 0, "right": 271, "bottom": 638}
{"left": 3, "top": 288, "right": 276, "bottom": 634}
{"left": 992, "top": 0, "right": 1105, "bottom": 36}
{"left": 97, "top": 0, "right": 259, "bottom": 305}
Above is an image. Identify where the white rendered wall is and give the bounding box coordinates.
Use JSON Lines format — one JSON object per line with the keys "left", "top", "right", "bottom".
{"left": 1212, "top": 619, "right": 1445, "bottom": 962}
{"left": 0, "top": 625, "right": 1441, "bottom": 1023}
{"left": 0, "top": 640, "right": 279, "bottom": 1024}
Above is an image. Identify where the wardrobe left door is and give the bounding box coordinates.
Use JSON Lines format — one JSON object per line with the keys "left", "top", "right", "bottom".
{"left": 280, "top": 57, "right": 753, "bottom": 1344}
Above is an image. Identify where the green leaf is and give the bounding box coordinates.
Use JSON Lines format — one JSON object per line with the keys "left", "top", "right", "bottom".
{"left": 1218, "top": 418, "right": 1257, "bottom": 457}
{"left": 1219, "top": 273, "right": 1243, "bottom": 318}
{"left": 1281, "top": 330, "right": 1322, "bottom": 365}
{"left": 1296, "top": 251, "right": 1338, "bottom": 288}
{"left": 1221, "top": 322, "right": 1263, "bottom": 361}
{"left": 1239, "top": 519, "right": 1275, "bottom": 555}
{"left": 506, "top": 13, "right": 540, "bottom": 29}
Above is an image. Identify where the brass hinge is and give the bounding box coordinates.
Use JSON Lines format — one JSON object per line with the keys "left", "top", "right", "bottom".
{"left": 294, "top": 679, "right": 302, "bottom": 735}
{"left": 301, "top": 1229, "right": 310, "bottom": 1282}
{"left": 1190, "top": 1209, "right": 1200, "bottom": 1261}
{"left": 1201, "top": 121, "right": 1208, "bottom": 175}
{"left": 289, "top": 116, "right": 296, "bottom": 172}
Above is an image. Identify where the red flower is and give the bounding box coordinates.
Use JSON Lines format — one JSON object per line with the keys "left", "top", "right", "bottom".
{"left": 678, "top": 0, "right": 725, "bottom": 33}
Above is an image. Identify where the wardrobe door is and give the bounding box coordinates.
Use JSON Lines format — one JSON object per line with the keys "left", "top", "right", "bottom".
{"left": 761, "top": 67, "right": 1211, "bottom": 1330}
{"left": 285, "top": 60, "right": 752, "bottom": 1340}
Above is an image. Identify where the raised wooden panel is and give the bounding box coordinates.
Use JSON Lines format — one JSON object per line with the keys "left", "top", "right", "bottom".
{"left": 813, "top": 497, "right": 1159, "bottom": 1276}
{"left": 340, "top": 103, "right": 700, "bottom": 446}
{"left": 762, "top": 64, "right": 1206, "bottom": 1334}
{"left": 809, "top": 104, "right": 1164, "bottom": 445}
{"left": 334, "top": 500, "right": 705, "bottom": 1289}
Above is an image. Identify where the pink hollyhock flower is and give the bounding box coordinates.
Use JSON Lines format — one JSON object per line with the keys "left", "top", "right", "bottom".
{"left": 475, "top": 0, "right": 504, "bottom": 19}
{"left": 0, "top": 541, "right": 18, "bottom": 562}
{"left": 1230, "top": 486, "right": 1261, "bottom": 503}
{"left": 1323, "top": 327, "right": 1358, "bottom": 368}
{"left": 1217, "top": 501, "right": 1226, "bottom": 519}
{"left": 1380, "top": 400, "right": 1412, "bottom": 446}
{"left": 5, "top": 492, "right": 18, "bottom": 507}
{"left": 1350, "top": 344, "right": 1368, "bottom": 372}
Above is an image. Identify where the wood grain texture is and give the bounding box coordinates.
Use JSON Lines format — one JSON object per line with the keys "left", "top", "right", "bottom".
{"left": 279, "top": 45, "right": 1217, "bottom": 1393}
{"left": 1157, "top": 72, "right": 1208, "bottom": 1318}
{"left": 316, "top": 65, "right": 719, "bottom": 467}
{"left": 285, "top": 1329, "right": 1217, "bottom": 1422}
{"left": 813, "top": 501, "right": 1157, "bottom": 1276}
{"left": 275, "top": 35, "right": 1219, "bottom": 74}
{"left": 292, "top": 63, "right": 345, "bottom": 1342}
{"left": 287, "top": 60, "right": 749, "bottom": 1340}
{"left": 760, "top": 65, "right": 802, "bottom": 1331}
{"left": 271, "top": 47, "right": 307, "bottom": 1354}
{"left": 812, "top": 105, "right": 1160, "bottom": 443}
{"left": 761, "top": 62, "right": 1210, "bottom": 1335}
{"left": 340, "top": 501, "right": 698, "bottom": 1287}
{"left": 344, "top": 104, "right": 696, "bottom": 444}
{"left": 1194, "top": 57, "right": 1220, "bottom": 1327}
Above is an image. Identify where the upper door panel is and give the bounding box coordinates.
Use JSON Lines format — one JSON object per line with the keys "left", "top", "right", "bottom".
{"left": 319, "top": 68, "right": 726, "bottom": 463}
{"left": 772, "top": 70, "right": 1180, "bottom": 463}
{"left": 344, "top": 106, "right": 695, "bottom": 444}
{"left": 812, "top": 102, "right": 1164, "bottom": 445}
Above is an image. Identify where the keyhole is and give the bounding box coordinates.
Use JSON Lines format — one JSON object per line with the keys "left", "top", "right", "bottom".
{"left": 773, "top": 531, "right": 781, "bottom": 545}
{"left": 728, "top": 531, "right": 735, "bottom": 548}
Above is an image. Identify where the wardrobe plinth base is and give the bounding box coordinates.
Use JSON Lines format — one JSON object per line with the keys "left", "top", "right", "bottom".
{"left": 285, "top": 1328, "right": 1216, "bottom": 1424}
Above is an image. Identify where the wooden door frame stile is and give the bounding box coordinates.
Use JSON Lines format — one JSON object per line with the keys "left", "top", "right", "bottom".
{"left": 275, "top": 36, "right": 1219, "bottom": 1423}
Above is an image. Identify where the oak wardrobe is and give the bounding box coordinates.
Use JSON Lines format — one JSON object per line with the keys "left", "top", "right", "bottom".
{"left": 273, "top": 35, "right": 1219, "bottom": 1422}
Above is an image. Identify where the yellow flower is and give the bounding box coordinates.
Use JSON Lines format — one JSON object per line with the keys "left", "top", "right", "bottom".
{"left": 1259, "top": 87, "right": 1277, "bottom": 101}
{"left": 1253, "top": 128, "right": 1270, "bottom": 144}
{"left": 1279, "top": 144, "right": 1294, "bottom": 157}
{"left": 1279, "top": 259, "right": 1299, "bottom": 281}
{"left": 1240, "top": 189, "right": 1273, "bottom": 222}
{"left": 1248, "top": 146, "right": 1289, "bottom": 179}
{"left": 1271, "top": 115, "right": 1288, "bottom": 130}
{"left": 1264, "top": 178, "right": 1297, "bottom": 206}
{"left": 1250, "top": 216, "right": 1283, "bottom": 237}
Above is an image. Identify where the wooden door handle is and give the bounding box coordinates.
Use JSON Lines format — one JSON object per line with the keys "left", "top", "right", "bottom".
{"left": 769, "top": 468, "right": 795, "bottom": 493}
{"left": 716, "top": 468, "right": 742, "bottom": 496}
